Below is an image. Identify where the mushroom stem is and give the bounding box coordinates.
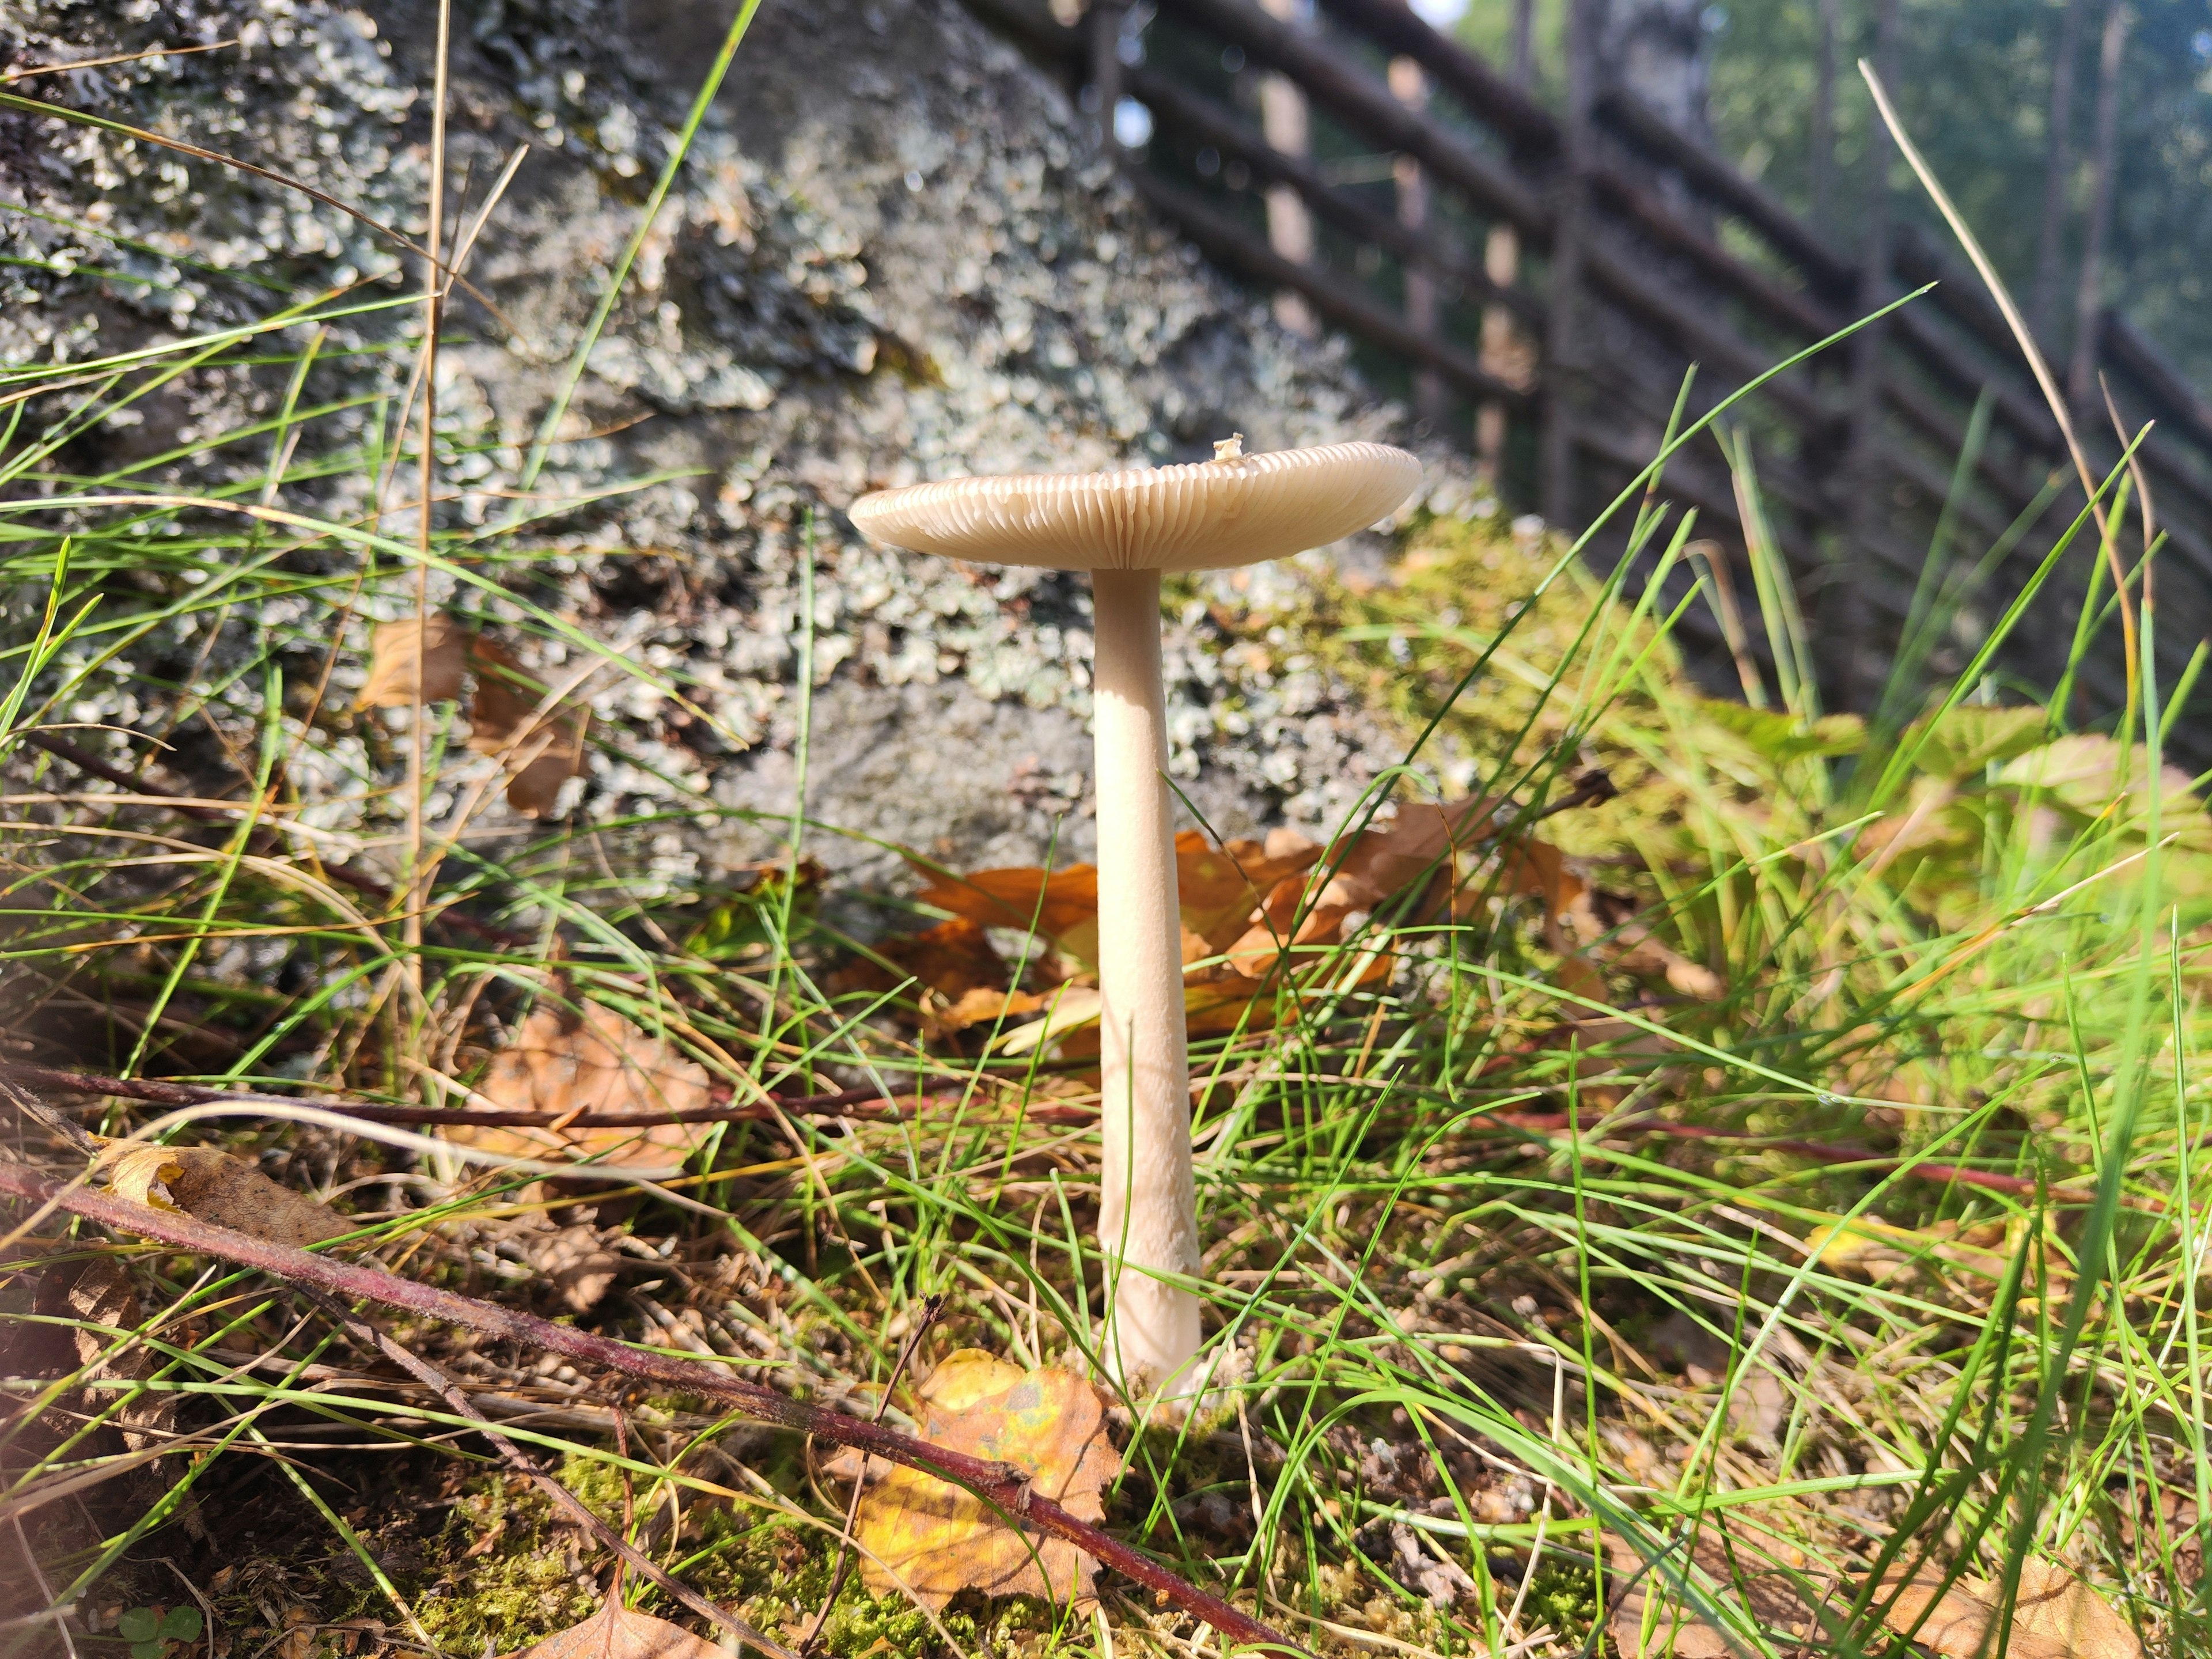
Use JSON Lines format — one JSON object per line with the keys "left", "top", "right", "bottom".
{"left": 1088, "top": 566, "right": 1202, "bottom": 1396}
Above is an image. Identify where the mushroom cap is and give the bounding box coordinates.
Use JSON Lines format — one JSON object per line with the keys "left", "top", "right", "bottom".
{"left": 847, "top": 442, "right": 1422, "bottom": 573}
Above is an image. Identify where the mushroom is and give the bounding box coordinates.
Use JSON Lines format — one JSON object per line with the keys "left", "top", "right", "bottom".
{"left": 849, "top": 437, "right": 1421, "bottom": 1396}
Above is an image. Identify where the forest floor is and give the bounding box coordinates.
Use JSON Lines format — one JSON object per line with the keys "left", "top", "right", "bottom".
{"left": 3, "top": 6, "right": 2209, "bottom": 1658}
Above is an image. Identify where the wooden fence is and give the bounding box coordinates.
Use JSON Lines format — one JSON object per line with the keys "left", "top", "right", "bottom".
{"left": 963, "top": 0, "right": 2212, "bottom": 745}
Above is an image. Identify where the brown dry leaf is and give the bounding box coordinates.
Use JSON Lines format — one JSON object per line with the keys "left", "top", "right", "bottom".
{"left": 445, "top": 1001, "right": 714, "bottom": 1175}
{"left": 524, "top": 1225, "right": 626, "bottom": 1314}
{"left": 1175, "top": 831, "right": 1322, "bottom": 953}
{"left": 915, "top": 861, "right": 1100, "bottom": 961}
{"left": 278, "top": 1608, "right": 316, "bottom": 1659}
{"left": 931, "top": 984, "right": 1048, "bottom": 1036}
{"left": 503, "top": 1602, "right": 722, "bottom": 1659}
{"left": 1604, "top": 1535, "right": 1733, "bottom": 1659}
{"left": 1880, "top": 1559, "right": 2141, "bottom": 1659}
{"left": 359, "top": 613, "right": 472, "bottom": 708}
{"left": 101, "top": 1143, "right": 351, "bottom": 1249}
{"left": 468, "top": 638, "right": 590, "bottom": 817}
{"left": 1336, "top": 797, "right": 1501, "bottom": 897}
{"left": 828, "top": 918, "right": 1047, "bottom": 1035}
{"left": 59, "top": 1256, "right": 176, "bottom": 1454}
{"left": 916, "top": 831, "right": 1320, "bottom": 972}
{"left": 850, "top": 1349, "right": 1118, "bottom": 1609}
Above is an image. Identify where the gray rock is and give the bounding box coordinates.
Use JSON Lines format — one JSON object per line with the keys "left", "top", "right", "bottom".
{"left": 3, "top": 0, "right": 1497, "bottom": 916}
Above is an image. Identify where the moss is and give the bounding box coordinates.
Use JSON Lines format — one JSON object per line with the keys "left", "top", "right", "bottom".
{"left": 408, "top": 1475, "right": 599, "bottom": 1656}
{"left": 1288, "top": 509, "right": 1747, "bottom": 863}
{"left": 1521, "top": 1557, "right": 1604, "bottom": 1652}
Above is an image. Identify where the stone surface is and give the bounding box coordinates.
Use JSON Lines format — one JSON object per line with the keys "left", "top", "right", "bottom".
{"left": 1, "top": 0, "right": 1498, "bottom": 903}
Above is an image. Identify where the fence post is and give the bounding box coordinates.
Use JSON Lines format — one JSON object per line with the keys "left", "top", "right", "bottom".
{"left": 1388, "top": 54, "right": 1448, "bottom": 427}
{"left": 1258, "top": 0, "right": 1320, "bottom": 338}
{"left": 1541, "top": 0, "right": 1597, "bottom": 530}
{"left": 1477, "top": 0, "right": 1535, "bottom": 490}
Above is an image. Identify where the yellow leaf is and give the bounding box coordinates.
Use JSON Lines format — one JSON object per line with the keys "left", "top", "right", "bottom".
{"left": 850, "top": 1349, "right": 1118, "bottom": 1609}
{"left": 502, "top": 1601, "right": 722, "bottom": 1659}
{"left": 101, "top": 1144, "right": 351, "bottom": 1249}
{"left": 359, "top": 613, "right": 472, "bottom": 708}
{"left": 445, "top": 1001, "right": 714, "bottom": 1175}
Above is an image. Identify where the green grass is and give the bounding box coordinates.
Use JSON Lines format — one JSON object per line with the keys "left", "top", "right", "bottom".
{"left": 3, "top": 26, "right": 2210, "bottom": 1659}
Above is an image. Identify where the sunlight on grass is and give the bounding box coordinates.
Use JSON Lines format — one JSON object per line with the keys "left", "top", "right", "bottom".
{"left": 2, "top": 44, "right": 2208, "bottom": 1659}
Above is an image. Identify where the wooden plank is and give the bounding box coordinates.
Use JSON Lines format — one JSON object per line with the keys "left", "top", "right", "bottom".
{"left": 1584, "top": 164, "right": 1838, "bottom": 343}
{"left": 1125, "top": 170, "right": 1536, "bottom": 406}
{"left": 2101, "top": 310, "right": 2212, "bottom": 456}
{"left": 1312, "top": 0, "right": 1559, "bottom": 153}
{"left": 1157, "top": 0, "right": 1553, "bottom": 235}
{"left": 1593, "top": 89, "right": 1857, "bottom": 296}
{"left": 1577, "top": 239, "right": 1832, "bottom": 434}
{"left": 1130, "top": 66, "right": 1544, "bottom": 325}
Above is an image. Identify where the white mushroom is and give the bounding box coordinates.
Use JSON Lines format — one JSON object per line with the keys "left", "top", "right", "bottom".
{"left": 849, "top": 438, "right": 1422, "bottom": 1397}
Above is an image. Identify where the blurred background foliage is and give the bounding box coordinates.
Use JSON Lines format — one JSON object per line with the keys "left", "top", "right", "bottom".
{"left": 1447, "top": 0, "right": 2212, "bottom": 382}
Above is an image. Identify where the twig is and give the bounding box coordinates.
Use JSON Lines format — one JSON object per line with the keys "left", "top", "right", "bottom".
{"left": 7, "top": 1063, "right": 2105, "bottom": 1202}
{"left": 800, "top": 1294, "right": 945, "bottom": 1653}
{"left": 298, "top": 1287, "right": 796, "bottom": 1658}
{"left": 0, "top": 1159, "right": 1305, "bottom": 1657}
{"left": 0, "top": 1063, "right": 1035, "bottom": 1128}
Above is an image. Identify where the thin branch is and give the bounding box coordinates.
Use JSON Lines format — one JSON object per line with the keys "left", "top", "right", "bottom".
{"left": 300, "top": 1287, "right": 797, "bottom": 1658}
{"left": 0, "top": 1063, "right": 1032, "bottom": 1128}
{"left": 0, "top": 1158, "right": 1306, "bottom": 1657}
{"left": 800, "top": 1293, "right": 944, "bottom": 1653}
{"left": 6, "top": 1062, "right": 2099, "bottom": 1200}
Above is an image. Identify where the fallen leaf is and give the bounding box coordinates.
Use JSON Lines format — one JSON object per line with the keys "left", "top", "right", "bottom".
{"left": 359, "top": 613, "right": 471, "bottom": 708}
{"left": 503, "top": 1601, "right": 722, "bottom": 1659}
{"left": 101, "top": 1143, "right": 351, "bottom": 1249}
{"left": 468, "top": 638, "right": 590, "bottom": 817}
{"left": 1879, "top": 1559, "right": 2140, "bottom": 1659}
{"left": 1902, "top": 704, "right": 2047, "bottom": 779}
{"left": 523, "top": 1225, "right": 625, "bottom": 1314}
{"left": 915, "top": 862, "right": 1100, "bottom": 961}
{"left": 832, "top": 917, "right": 1046, "bottom": 1035}
{"left": 1805, "top": 1216, "right": 2060, "bottom": 1290}
{"left": 445, "top": 999, "right": 714, "bottom": 1175}
{"left": 917, "top": 831, "right": 1320, "bottom": 973}
{"left": 933, "top": 793, "right": 1709, "bottom": 1059}
{"left": 846, "top": 1349, "right": 1118, "bottom": 1609}
{"left": 931, "top": 984, "right": 1049, "bottom": 1036}
{"left": 58, "top": 1256, "right": 176, "bottom": 1454}
{"left": 1173, "top": 831, "right": 1322, "bottom": 954}
{"left": 1604, "top": 1536, "right": 1733, "bottom": 1658}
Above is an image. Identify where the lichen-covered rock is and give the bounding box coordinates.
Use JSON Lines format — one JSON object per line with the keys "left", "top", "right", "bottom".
{"left": 1, "top": 0, "right": 1502, "bottom": 899}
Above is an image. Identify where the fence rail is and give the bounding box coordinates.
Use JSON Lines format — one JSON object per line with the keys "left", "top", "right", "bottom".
{"left": 963, "top": 0, "right": 2212, "bottom": 745}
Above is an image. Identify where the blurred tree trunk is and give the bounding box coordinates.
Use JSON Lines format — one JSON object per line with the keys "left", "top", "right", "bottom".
{"left": 1595, "top": 0, "right": 1712, "bottom": 141}
{"left": 2068, "top": 1, "right": 2129, "bottom": 409}
{"left": 2029, "top": 0, "right": 2085, "bottom": 349}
